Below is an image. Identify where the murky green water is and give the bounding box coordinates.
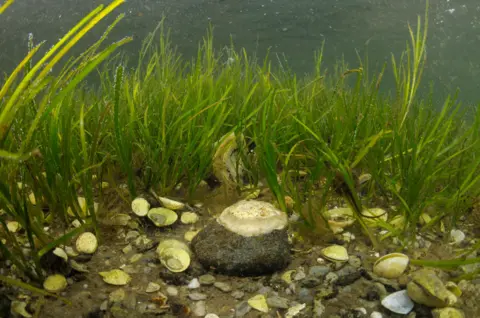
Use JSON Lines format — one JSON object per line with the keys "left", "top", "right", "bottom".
{"left": 1, "top": 0, "right": 479, "bottom": 104}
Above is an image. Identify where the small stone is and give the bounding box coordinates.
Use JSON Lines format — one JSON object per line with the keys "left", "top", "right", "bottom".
{"left": 370, "top": 312, "right": 383, "bottom": 318}
{"left": 146, "top": 282, "right": 161, "bottom": 293}
{"left": 324, "top": 272, "right": 339, "bottom": 285}
{"left": 293, "top": 267, "right": 306, "bottom": 281}
{"left": 205, "top": 314, "right": 220, "bottom": 318}
{"left": 199, "top": 274, "right": 215, "bottom": 285}
{"left": 189, "top": 292, "right": 207, "bottom": 300}
{"left": 297, "top": 288, "right": 314, "bottom": 304}
{"left": 214, "top": 281, "right": 232, "bottom": 292}
{"left": 348, "top": 255, "right": 362, "bottom": 268}
{"left": 122, "top": 245, "right": 133, "bottom": 254}
{"left": 193, "top": 301, "right": 206, "bottom": 317}
{"left": 129, "top": 253, "right": 142, "bottom": 263}
{"left": 313, "top": 298, "right": 326, "bottom": 317}
{"left": 301, "top": 276, "right": 322, "bottom": 288}
{"left": 335, "top": 265, "right": 361, "bottom": 286}
{"left": 188, "top": 278, "right": 200, "bottom": 289}
{"left": 309, "top": 265, "right": 331, "bottom": 277}
{"left": 266, "top": 295, "right": 289, "bottom": 309}
{"left": 100, "top": 300, "right": 108, "bottom": 311}
{"left": 125, "top": 231, "right": 140, "bottom": 242}
{"left": 235, "top": 301, "right": 251, "bottom": 317}
{"left": 166, "top": 286, "right": 179, "bottom": 296}
{"left": 248, "top": 294, "right": 269, "bottom": 313}
{"left": 231, "top": 290, "right": 245, "bottom": 299}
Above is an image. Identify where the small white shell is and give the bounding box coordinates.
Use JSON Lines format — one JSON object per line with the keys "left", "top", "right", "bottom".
{"left": 381, "top": 290, "right": 414, "bottom": 314}
{"left": 373, "top": 253, "right": 409, "bottom": 279}
{"left": 75, "top": 232, "right": 98, "bottom": 254}
{"left": 131, "top": 198, "right": 150, "bottom": 217}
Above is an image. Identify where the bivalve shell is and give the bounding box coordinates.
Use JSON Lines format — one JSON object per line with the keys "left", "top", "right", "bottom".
{"left": 381, "top": 290, "right": 414, "bottom": 314}
{"left": 159, "top": 247, "right": 190, "bottom": 272}
{"left": 99, "top": 269, "right": 132, "bottom": 285}
{"left": 180, "top": 212, "right": 199, "bottom": 224}
{"left": 361, "top": 208, "right": 388, "bottom": 227}
{"left": 321, "top": 245, "right": 349, "bottom": 262}
{"left": 156, "top": 239, "right": 191, "bottom": 256}
{"left": 147, "top": 208, "right": 178, "bottom": 227}
{"left": 75, "top": 232, "right": 98, "bottom": 254}
{"left": 131, "top": 197, "right": 150, "bottom": 217}
{"left": 159, "top": 197, "right": 185, "bottom": 210}
{"left": 373, "top": 253, "right": 409, "bottom": 279}
{"left": 323, "top": 207, "right": 356, "bottom": 234}
{"left": 43, "top": 274, "right": 68, "bottom": 293}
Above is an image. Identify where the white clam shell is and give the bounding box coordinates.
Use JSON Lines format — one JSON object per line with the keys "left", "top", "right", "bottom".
{"left": 373, "top": 253, "right": 409, "bottom": 279}
{"left": 381, "top": 290, "right": 414, "bottom": 314}
{"left": 131, "top": 197, "right": 150, "bottom": 217}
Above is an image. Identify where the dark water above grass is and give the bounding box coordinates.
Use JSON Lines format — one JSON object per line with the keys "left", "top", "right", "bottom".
{"left": 1, "top": 0, "right": 480, "bottom": 105}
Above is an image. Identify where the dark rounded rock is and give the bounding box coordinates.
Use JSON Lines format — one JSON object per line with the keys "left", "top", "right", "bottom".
{"left": 191, "top": 222, "right": 290, "bottom": 276}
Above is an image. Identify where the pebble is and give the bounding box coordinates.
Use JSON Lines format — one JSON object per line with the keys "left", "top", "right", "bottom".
{"left": 293, "top": 267, "right": 306, "bottom": 281}
{"left": 205, "top": 314, "right": 220, "bottom": 318}
{"left": 193, "top": 300, "right": 206, "bottom": 317}
{"left": 335, "top": 265, "right": 361, "bottom": 286}
{"left": 100, "top": 300, "right": 108, "bottom": 311}
{"left": 214, "top": 281, "right": 232, "bottom": 292}
{"left": 199, "top": 274, "right": 216, "bottom": 285}
{"left": 125, "top": 231, "right": 140, "bottom": 242}
{"left": 235, "top": 301, "right": 252, "bottom": 317}
{"left": 146, "top": 282, "right": 160, "bottom": 293}
{"left": 313, "top": 298, "right": 326, "bottom": 317}
{"left": 266, "top": 295, "right": 289, "bottom": 309}
{"left": 301, "top": 276, "right": 322, "bottom": 288}
{"left": 370, "top": 312, "right": 383, "bottom": 318}
{"left": 188, "top": 278, "right": 200, "bottom": 289}
{"left": 297, "top": 288, "right": 314, "bottom": 304}
{"left": 309, "top": 265, "right": 331, "bottom": 277}
{"left": 348, "top": 255, "right": 362, "bottom": 268}
{"left": 189, "top": 292, "right": 207, "bottom": 301}
{"left": 109, "top": 288, "right": 125, "bottom": 303}
{"left": 324, "top": 272, "right": 339, "bottom": 285}
{"left": 166, "top": 286, "right": 179, "bottom": 296}
{"left": 231, "top": 290, "right": 245, "bottom": 299}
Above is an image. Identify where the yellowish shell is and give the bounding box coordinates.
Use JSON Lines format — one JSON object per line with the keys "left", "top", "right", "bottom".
{"left": 6, "top": 221, "right": 21, "bottom": 233}
{"left": 184, "top": 230, "right": 200, "bottom": 242}
{"left": 361, "top": 208, "right": 388, "bottom": 227}
{"left": 147, "top": 208, "right": 178, "bottom": 227}
{"left": 67, "top": 197, "right": 99, "bottom": 218}
{"left": 158, "top": 197, "right": 185, "bottom": 210}
{"left": 323, "top": 207, "right": 356, "bottom": 233}
{"left": 131, "top": 197, "right": 150, "bottom": 217}
{"left": 180, "top": 212, "right": 199, "bottom": 224}
{"left": 156, "top": 239, "right": 191, "bottom": 256}
{"left": 159, "top": 247, "right": 190, "bottom": 272}
{"left": 99, "top": 269, "right": 132, "bottom": 285}
{"left": 373, "top": 253, "right": 409, "bottom": 279}
{"left": 43, "top": 274, "right": 68, "bottom": 293}
{"left": 75, "top": 232, "right": 98, "bottom": 254}
{"left": 321, "top": 245, "right": 349, "bottom": 262}
{"left": 248, "top": 294, "right": 269, "bottom": 313}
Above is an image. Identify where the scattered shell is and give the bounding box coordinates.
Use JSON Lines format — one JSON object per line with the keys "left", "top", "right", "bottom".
{"left": 248, "top": 294, "right": 269, "bottom": 313}
{"left": 129, "top": 253, "right": 143, "bottom": 263}
{"left": 180, "top": 212, "right": 199, "bottom": 224}
{"left": 7, "top": 221, "right": 21, "bottom": 233}
{"left": 158, "top": 197, "right": 185, "bottom": 210}
{"left": 188, "top": 278, "right": 200, "bottom": 289}
{"left": 70, "top": 260, "right": 89, "bottom": 273}
{"left": 131, "top": 198, "right": 150, "bottom": 217}
{"left": 445, "top": 282, "right": 462, "bottom": 297}
{"left": 212, "top": 132, "right": 247, "bottom": 187}
{"left": 357, "top": 173, "right": 372, "bottom": 185}
{"left": 431, "top": 307, "right": 465, "bottom": 318}
{"left": 65, "top": 246, "right": 78, "bottom": 257}
{"left": 281, "top": 270, "right": 296, "bottom": 284}
{"left": 156, "top": 239, "right": 191, "bottom": 256}
{"left": 146, "top": 282, "right": 161, "bottom": 293}
{"left": 241, "top": 185, "right": 261, "bottom": 200}
{"left": 75, "top": 232, "right": 98, "bottom": 254}
{"left": 109, "top": 288, "right": 126, "bottom": 302}
{"left": 99, "top": 269, "right": 132, "bottom": 285}
{"left": 419, "top": 213, "right": 432, "bottom": 225}
{"left": 321, "top": 245, "right": 349, "bottom": 262}
{"left": 449, "top": 229, "right": 465, "bottom": 245}
{"left": 43, "top": 274, "right": 68, "bottom": 293}
{"left": 389, "top": 215, "right": 405, "bottom": 229}
{"left": 373, "top": 253, "right": 409, "bottom": 279}
{"left": 158, "top": 247, "right": 190, "bottom": 272}
{"left": 67, "top": 197, "right": 99, "bottom": 218}
{"left": 11, "top": 301, "right": 32, "bottom": 318}
{"left": 407, "top": 269, "right": 457, "bottom": 308}
{"left": 147, "top": 208, "right": 178, "bottom": 227}
{"left": 323, "top": 207, "right": 355, "bottom": 233}
{"left": 381, "top": 290, "right": 414, "bottom": 314}
{"left": 361, "top": 208, "right": 388, "bottom": 227}
{"left": 286, "top": 303, "right": 306, "bottom": 318}
{"left": 184, "top": 230, "right": 200, "bottom": 242}
{"left": 53, "top": 247, "right": 68, "bottom": 262}
{"left": 28, "top": 192, "right": 37, "bottom": 205}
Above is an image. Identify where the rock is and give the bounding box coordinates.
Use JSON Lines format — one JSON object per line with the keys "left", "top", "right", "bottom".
{"left": 266, "top": 295, "right": 289, "bottom": 309}
{"left": 205, "top": 314, "right": 220, "bottom": 318}
{"left": 309, "top": 265, "right": 331, "bottom": 278}
{"left": 324, "top": 272, "right": 339, "bottom": 285}
{"left": 122, "top": 292, "right": 137, "bottom": 310}
{"left": 199, "top": 274, "right": 216, "bottom": 285}
{"left": 235, "top": 301, "right": 252, "bottom": 317}
{"left": 348, "top": 255, "right": 362, "bottom": 268}
{"left": 189, "top": 292, "right": 207, "bottom": 301}
{"left": 313, "top": 298, "right": 326, "bottom": 317}
{"left": 301, "top": 275, "right": 322, "bottom": 288}
{"left": 231, "top": 290, "right": 245, "bottom": 299}
{"left": 188, "top": 278, "right": 200, "bottom": 289}
{"left": 214, "top": 281, "right": 232, "bottom": 292}
{"left": 109, "top": 289, "right": 126, "bottom": 303}
{"left": 432, "top": 307, "right": 465, "bottom": 318}
{"left": 316, "top": 285, "right": 338, "bottom": 300}
{"left": 193, "top": 300, "right": 206, "bottom": 317}
{"left": 293, "top": 267, "right": 306, "bottom": 281}
{"left": 166, "top": 286, "right": 179, "bottom": 296}
{"left": 370, "top": 312, "right": 383, "bottom": 318}
{"left": 335, "top": 265, "right": 362, "bottom": 286}
{"left": 192, "top": 221, "right": 290, "bottom": 276}
{"left": 297, "top": 288, "right": 314, "bottom": 304}
{"left": 146, "top": 282, "right": 161, "bottom": 293}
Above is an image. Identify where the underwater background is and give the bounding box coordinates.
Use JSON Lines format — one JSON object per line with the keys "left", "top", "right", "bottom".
{"left": 1, "top": 0, "right": 479, "bottom": 105}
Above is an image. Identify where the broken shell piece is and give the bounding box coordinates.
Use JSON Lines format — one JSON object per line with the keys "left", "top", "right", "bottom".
{"left": 323, "top": 207, "right": 356, "bottom": 234}
{"left": 419, "top": 213, "right": 432, "bottom": 225}
{"left": 146, "top": 282, "right": 161, "bottom": 293}
{"left": 159, "top": 247, "right": 190, "bottom": 272}
{"left": 75, "top": 232, "right": 98, "bottom": 254}
{"left": 67, "top": 196, "right": 99, "bottom": 218}
{"left": 181, "top": 212, "right": 199, "bottom": 224}
{"left": 28, "top": 192, "right": 37, "bottom": 205}
{"left": 361, "top": 208, "right": 388, "bottom": 227}
{"left": 147, "top": 208, "right": 178, "bottom": 227}
{"left": 321, "top": 245, "right": 349, "bottom": 262}
{"left": 131, "top": 198, "right": 150, "bottom": 217}
{"left": 248, "top": 294, "right": 269, "bottom": 313}
{"left": 7, "top": 221, "right": 21, "bottom": 233}
{"left": 99, "top": 269, "right": 132, "bottom": 285}
{"left": 449, "top": 229, "right": 465, "bottom": 245}
{"left": 281, "top": 270, "right": 296, "bottom": 284}
{"left": 212, "top": 132, "right": 247, "bottom": 187}
{"left": 431, "top": 307, "right": 465, "bottom": 318}
{"left": 286, "top": 303, "right": 306, "bottom": 318}
{"left": 158, "top": 197, "right": 185, "bottom": 210}
{"left": 65, "top": 246, "right": 78, "bottom": 257}
{"left": 43, "top": 274, "right": 68, "bottom": 293}
{"left": 184, "top": 230, "right": 200, "bottom": 242}
{"left": 53, "top": 247, "right": 68, "bottom": 262}
{"left": 373, "top": 253, "right": 409, "bottom": 279}
{"left": 11, "top": 301, "right": 32, "bottom": 318}
{"left": 70, "top": 260, "right": 89, "bottom": 273}
{"left": 445, "top": 282, "right": 462, "bottom": 298}
{"left": 390, "top": 215, "right": 406, "bottom": 229}
{"left": 381, "top": 290, "right": 414, "bottom": 314}
{"left": 407, "top": 269, "right": 457, "bottom": 307}
{"left": 357, "top": 173, "right": 372, "bottom": 185}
